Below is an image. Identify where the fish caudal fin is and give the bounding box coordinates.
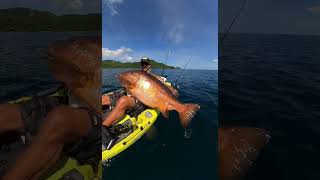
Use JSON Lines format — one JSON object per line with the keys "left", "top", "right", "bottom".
{"left": 178, "top": 103, "right": 200, "bottom": 128}
{"left": 219, "top": 127, "right": 271, "bottom": 180}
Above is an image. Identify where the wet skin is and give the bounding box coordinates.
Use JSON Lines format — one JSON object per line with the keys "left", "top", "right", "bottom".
{"left": 1, "top": 36, "right": 101, "bottom": 180}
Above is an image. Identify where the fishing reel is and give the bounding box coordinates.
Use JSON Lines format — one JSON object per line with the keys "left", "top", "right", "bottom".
{"left": 172, "top": 82, "right": 180, "bottom": 91}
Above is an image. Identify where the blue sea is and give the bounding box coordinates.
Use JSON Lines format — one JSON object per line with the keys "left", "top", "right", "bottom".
{"left": 0, "top": 32, "right": 218, "bottom": 179}
{"left": 219, "top": 33, "right": 320, "bottom": 180}
{"left": 0, "top": 32, "right": 98, "bottom": 102}
{"left": 3, "top": 32, "right": 318, "bottom": 180}
{"left": 102, "top": 68, "right": 218, "bottom": 180}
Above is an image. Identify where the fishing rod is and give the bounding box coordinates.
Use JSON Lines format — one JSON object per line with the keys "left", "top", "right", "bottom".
{"left": 161, "top": 49, "right": 170, "bottom": 77}
{"left": 220, "top": 0, "right": 248, "bottom": 46}
{"left": 173, "top": 56, "right": 192, "bottom": 87}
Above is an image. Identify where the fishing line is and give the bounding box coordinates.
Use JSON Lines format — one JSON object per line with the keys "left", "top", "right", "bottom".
{"left": 161, "top": 49, "right": 170, "bottom": 76}
{"left": 184, "top": 127, "right": 192, "bottom": 139}
{"left": 174, "top": 56, "right": 192, "bottom": 85}
{"left": 220, "top": 0, "right": 248, "bottom": 47}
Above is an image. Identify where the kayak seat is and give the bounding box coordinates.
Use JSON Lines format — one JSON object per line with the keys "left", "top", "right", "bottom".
{"left": 102, "top": 120, "right": 133, "bottom": 151}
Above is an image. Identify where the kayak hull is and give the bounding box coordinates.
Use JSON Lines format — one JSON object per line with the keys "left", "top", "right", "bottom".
{"left": 4, "top": 86, "right": 101, "bottom": 179}
{"left": 102, "top": 109, "right": 159, "bottom": 161}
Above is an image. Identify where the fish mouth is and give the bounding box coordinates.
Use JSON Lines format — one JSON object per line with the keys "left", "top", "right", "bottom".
{"left": 118, "top": 73, "right": 132, "bottom": 88}
{"left": 47, "top": 43, "right": 62, "bottom": 63}
{"left": 47, "top": 44, "right": 55, "bottom": 56}
{"left": 47, "top": 55, "right": 54, "bottom": 63}
{"left": 118, "top": 72, "right": 127, "bottom": 81}
{"left": 47, "top": 39, "right": 73, "bottom": 62}
{"left": 118, "top": 76, "right": 129, "bottom": 86}
{"left": 46, "top": 43, "right": 76, "bottom": 68}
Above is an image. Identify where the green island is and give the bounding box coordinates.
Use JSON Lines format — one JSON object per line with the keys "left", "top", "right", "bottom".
{"left": 0, "top": 8, "right": 101, "bottom": 31}
{"left": 102, "top": 60, "right": 180, "bottom": 69}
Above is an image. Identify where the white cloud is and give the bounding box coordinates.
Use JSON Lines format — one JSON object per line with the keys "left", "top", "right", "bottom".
{"left": 107, "top": 0, "right": 123, "bottom": 3}
{"left": 102, "top": 47, "right": 135, "bottom": 62}
{"left": 103, "top": 0, "right": 124, "bottom": 15}
{"left": 125, "top": 56, "right": 134, "bottom": 61}
{"left": 168, "top": 24, "right": 184, "bottom": 43}
{"left": 102, "top": 47, "right": 132, "bottom": 57}
{"left": 307, "top": 5, "right": 320, "bottom": 14}
{"left": 156, "top": 1, "right": 188, "bottom": 44}
{"left": 212, "top": 58, "right": 218, "bottom": 63}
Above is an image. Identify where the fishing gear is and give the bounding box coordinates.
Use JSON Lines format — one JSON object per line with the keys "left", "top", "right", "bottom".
{"left": 173, "top": 56, "right": 192, "bottom": 89}
{"left": 220, "top": 0, "right": 248, "bottom": 49}
{"left": 161, "top": 50, "right": 171, "bottom": 78}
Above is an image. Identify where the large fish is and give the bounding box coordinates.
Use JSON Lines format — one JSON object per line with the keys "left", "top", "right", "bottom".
{"left": 219, "top": 127, "right": 271, "bottom": 180}
{"left": 118, "top": 70, "right": 200, "bottom": 128}
{"left": 47, "top": 36, "right": 102, "bottom": 114}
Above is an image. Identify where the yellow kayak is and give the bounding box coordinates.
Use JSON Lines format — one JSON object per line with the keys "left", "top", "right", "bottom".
{"left": 102, "top": 109, "right": 159, "bottom": 161}
{"left": 5, "top": 86, "right": 102, "bottom": 180}
{"left": 102, "top": 81, "right": 172, "bottom": 162}
{"left": 45, "top": 158, "right": 102, "bottom": 180}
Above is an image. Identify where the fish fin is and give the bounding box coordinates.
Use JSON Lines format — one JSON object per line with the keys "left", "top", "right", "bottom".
{"left": 178, "top": 104, "right": 200, "bottom": 128}
{"left": 172, "top": 89, "right": 179, "bottom": 98}
{"left": 160, "top": 109, "right": 169, "bottom": 118}
{"left": 219, "top": 127, "right": 271, "bottom": 180}
{"left": 167, "top": 86, "right": 179, "bottom": 97}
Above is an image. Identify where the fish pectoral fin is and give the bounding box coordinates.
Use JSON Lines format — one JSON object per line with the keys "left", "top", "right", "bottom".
{"left": 160, "top": 109, "right": 169, "bottom": 119}
{"left": 167, "top": 103, "right": 175, "bottom": 111}
{"left": 128, "top": 84, "right": 135, "bottom": 89}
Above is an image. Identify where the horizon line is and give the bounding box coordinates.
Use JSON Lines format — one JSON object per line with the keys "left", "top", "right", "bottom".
{"left": 219, "top": 31, "right": 320, "bottom": 36}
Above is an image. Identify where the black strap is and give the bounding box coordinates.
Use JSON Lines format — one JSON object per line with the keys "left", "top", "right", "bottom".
{"left": 77, "top": 107, "right": 101, "bottom": 126}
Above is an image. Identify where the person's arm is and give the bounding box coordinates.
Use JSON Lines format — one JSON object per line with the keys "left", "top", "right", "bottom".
{"left": 102, "top": 95, "right": 111, "bottom": 106}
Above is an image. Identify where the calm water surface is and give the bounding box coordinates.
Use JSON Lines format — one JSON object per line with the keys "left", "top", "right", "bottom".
{"left": 0, "top": 32, "right": 98, "bottom": 101}
{"left": 0, "top": 32, "right": 218, "bottom": 179}
{"left": 103, "top": 68, "right": 218, "bottom": 180}
{"left": 220, "top": 34, "right": 320, "bottom": 180}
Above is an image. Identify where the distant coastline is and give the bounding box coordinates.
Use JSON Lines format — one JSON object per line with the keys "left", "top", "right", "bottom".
{"left": 102, "top": 60, "right": 180, "bottom": 69}
{"left": 0, "top": 7, "right": 101, "bottom": 31}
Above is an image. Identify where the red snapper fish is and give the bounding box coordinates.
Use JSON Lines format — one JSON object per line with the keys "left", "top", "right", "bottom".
{"left": 118, "top": 70, "right": 200, "bottom": 128}
{"left": 47, "top": 36, "right": 102, "bottom": 114}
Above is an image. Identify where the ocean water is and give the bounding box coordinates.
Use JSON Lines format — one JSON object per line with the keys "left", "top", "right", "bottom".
{"left": 2, "top": 32, "right": 319, "bottom": 179}
{"left": 219, "top": 34, "right": 320, "bottom": 180}
{"left": 0, "top": 32, "right": 99, "bottom": 102}
{"left": 102, "top": 68, "right": 218, "bottom": 180}
{"left": 0, "top": 32, "right": 218, "bottom": 180}
{"left": 0, "top": 31, "right": 98, "bottom": 176}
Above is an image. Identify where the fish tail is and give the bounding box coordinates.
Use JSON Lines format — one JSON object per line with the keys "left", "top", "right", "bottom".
{"left": 219, "top": 127, "right": 271, "bottom": 180}
{"left": 178, "top": 103, "right": 200, "bottom": 128}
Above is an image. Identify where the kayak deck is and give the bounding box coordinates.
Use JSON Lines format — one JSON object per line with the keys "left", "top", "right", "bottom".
{"left": 3, "top": 86, "right": 102, "bottom": 179}
{"left": 102, "top": 80, "right": 173, "bottom": 162}
{"left": 102, "top": 108, "right": 159, "bottom": 161}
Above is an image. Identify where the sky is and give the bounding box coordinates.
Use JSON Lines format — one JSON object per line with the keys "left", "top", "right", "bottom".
{"left": 219, "top": 0, "right": 320, "bottom": 35}
{"left": 4, "top": 1, "right": 318, "bottom": 68}
{"left": 102, "top": 0, "right": 218, "bottom": 70}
